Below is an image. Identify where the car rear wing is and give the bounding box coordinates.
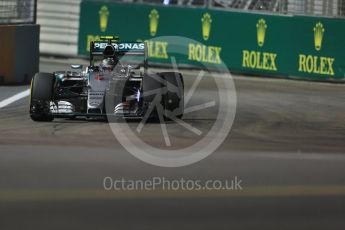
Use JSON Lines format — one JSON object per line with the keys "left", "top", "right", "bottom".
{"left": 90, "top": 41, "right": 148, "bottom": 71}
{"left": 90, "top": 42, "right": 147, "bottom": 56}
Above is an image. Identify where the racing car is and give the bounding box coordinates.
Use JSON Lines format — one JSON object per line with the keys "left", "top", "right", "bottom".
{"left": 29, "top": 36, "right": 184, "bottom": 121}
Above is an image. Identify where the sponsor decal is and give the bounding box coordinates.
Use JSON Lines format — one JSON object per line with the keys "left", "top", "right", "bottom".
{"left": 201, "top": 13, "right": 212, "bottom": 41}
{"left": 298, "top": 55, "right": 334, "bottom": 75}
{"left": 188, "top": 13, "right": 222, "bottom": 64}
{"left": 314, "top": 22, "right": 324, "bottom": 51}
{"left": 96, "top": 42, "right": 145, "bottom": 51}
{"left": 85, "top": 35, "right": 145, "bottom": 52}
{"left": 242, "top": 18, "right": 278, "bottom": 71}
{"left": 242, "top": 50, "right": 277, "bottom": 71}
{"left": 256, "top": 19, "right": 267, "bottom": 47}
{"left": 188, "top": 44, "right": 221, "bottom": 64}
{"left": 87, "top": 35, "right": 101, "bottom": 51}
{"left": 99, "top": 6, "right": 109, "bottom": 32}
{"left": 137, "top": 39, "right": 169, "bottom": 59}
{"left": 149, "top": 9, "right": 159, "bottom": 36}
{"left": 146, "top": 40, "right": 168, "bottom": 59}
{"left": 119, "top": 43, "right": 145, "bottom": 50}
{"left": 298, "top": 22, "right": 335, "bottom": 76}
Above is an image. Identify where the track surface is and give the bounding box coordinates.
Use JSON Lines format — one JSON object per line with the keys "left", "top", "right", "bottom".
{"left": 0, "top": 58, "right": 345, "bottom": 229}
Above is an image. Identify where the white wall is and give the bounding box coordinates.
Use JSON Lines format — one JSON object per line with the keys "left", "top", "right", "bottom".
{"left": 37, "top": 0, "right": 81, "bottom": 56}
{"left": 287, "top": 0, "right": 339, "bottom": 16}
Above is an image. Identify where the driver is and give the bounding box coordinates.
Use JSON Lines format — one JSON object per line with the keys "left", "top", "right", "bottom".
{"left": 100, "top": 44, "right": 118, "bottom": 72}
{"left": 100, "top": 57, "right": 116, "bottom": 72}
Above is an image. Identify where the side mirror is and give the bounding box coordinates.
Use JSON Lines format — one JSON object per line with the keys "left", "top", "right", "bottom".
{"left": 71, "top": 64, "right": 83, "bottom": 70}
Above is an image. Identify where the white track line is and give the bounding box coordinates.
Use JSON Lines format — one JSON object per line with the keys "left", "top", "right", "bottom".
{"left": 0, "top": 89, "right": 30, "bottom": 109}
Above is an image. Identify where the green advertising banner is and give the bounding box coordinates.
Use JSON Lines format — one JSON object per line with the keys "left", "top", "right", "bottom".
{"left": 78, "top": 0, "right": 345, "bottom": 80}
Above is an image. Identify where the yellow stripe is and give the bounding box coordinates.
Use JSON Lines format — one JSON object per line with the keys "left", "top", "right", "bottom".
{"left": 1, "top": 186, "right": 345, "bottom": 202}
{"left": 29, "top": 78, "right": 33, "bottom": 105}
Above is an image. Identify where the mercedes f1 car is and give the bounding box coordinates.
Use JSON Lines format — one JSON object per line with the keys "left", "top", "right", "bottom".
{"left": 30, "top": 36, "right": 184, "bottom": 121}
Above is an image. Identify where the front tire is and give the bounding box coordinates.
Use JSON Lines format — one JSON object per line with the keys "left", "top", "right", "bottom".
{"left": 30, "top": 73, "right": 55, "bottom": 122}
{"left": 142, "top": 73, "right": 164, "bottom": 120}
{"left": 160, "top": 72, "right": 184, "bottom": 119}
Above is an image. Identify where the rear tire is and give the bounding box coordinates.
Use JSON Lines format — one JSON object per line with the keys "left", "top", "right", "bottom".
{"left": 30, "top": 73, "right": 55, "bottom": 122}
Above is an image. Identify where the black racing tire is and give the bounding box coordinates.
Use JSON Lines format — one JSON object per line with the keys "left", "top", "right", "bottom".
{"left": 30, "top": 73, "right": 55, "bottom": 122}
{"left": 159, "top": 72, "right": 184, "bottom": 119}
{"left": 142, "top": 73, "right": 164, "bottom": 120}
{"left": 143, "top": 73, "right": 163, "bottom": 102}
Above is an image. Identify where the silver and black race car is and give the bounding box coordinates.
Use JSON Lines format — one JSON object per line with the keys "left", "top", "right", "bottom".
{"left": 30, "top": 36, "right": 184, "bottom": 121}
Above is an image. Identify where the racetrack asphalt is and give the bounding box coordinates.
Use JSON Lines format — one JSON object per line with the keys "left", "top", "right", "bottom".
{"left": 0, "top": 57, "right": 344, "bottom": 229}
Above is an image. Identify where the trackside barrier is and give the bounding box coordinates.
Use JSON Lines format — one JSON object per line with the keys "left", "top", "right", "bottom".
{"left": 0, "top": 24, "right": 40, "bottom": 84}
{"left": 78, "top": 1, "right": 345, "bottom": 81}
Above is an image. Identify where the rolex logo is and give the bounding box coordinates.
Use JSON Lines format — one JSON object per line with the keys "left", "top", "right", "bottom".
{"left": 99, "top": 5, "right": 109, "bottom": 32}
{"left": 201, "top": 13, "right": 212, "bottom": 41}
{"left": 149, "top": 9, "right": 159, "bottom": 36}
{"left": 314, "top": 22, "right": 324, "bottom": 51}
{"left": 256, "top": 19, "right": 267, "bottom": 47}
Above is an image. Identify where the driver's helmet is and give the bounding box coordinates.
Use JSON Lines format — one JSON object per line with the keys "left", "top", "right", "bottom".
{"left": 101, "top": 58, "right": 115, "bottom": 71}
